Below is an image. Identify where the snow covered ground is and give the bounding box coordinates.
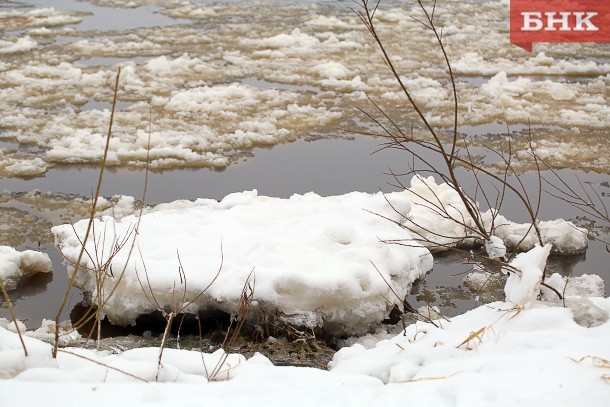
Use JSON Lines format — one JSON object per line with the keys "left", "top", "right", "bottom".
{"left": 1, "top": 293, "right": 608, "bottom": 406}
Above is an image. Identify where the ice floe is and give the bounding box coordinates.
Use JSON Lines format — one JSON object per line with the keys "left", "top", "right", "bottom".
{"left": 0, "top": 246, "right": 52, "bottom": 291}
{"left": 405, "top": 175, "right": 588, "bottom": 255}
{"left": 53, "top": 189, "right": 433, "bottom": 335}
{"left": 52, "top": 176, "right": 592, "bottom": 333}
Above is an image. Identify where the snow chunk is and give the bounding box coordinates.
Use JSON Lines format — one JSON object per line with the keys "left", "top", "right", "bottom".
{"left": 405, "top": 175, "right": 588, "bottom": 255}
{"left": 485, "top": 235, "right": 506, "bottom": 259}
{"left": 52, "top": 190, "right": 433, "bottom": 335}
{"left": 542, "top": 273, "right": 605, "bottom": 300}
{"left": 0, "top": 36, "right": 37, "bottom": 54}
{"left": 504, "top": 244, "right": 552, "bottom": 307}
{"left": 0, "top": 246, "right": 52, "bottom": 291}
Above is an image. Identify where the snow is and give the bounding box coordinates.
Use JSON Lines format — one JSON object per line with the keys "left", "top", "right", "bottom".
{"left": 52, "top": 189, "right": 433, "bottom": 335}
{"left": 0, "top": 246, "right": 52, "bottom": 291}
{"left": 405, "top": 175, "right": 588, "bottom": 255}
{"left": 1, "top": 295, "right": 608, "bottom": 405}
{"left": 329, "top": 298, "right": 610, "bottom": 404}
{"left": 485, "top": 235, "right": 506, "bottom": 259}
{"left": 504, "top": 244, "right": 552, "bottom": 307}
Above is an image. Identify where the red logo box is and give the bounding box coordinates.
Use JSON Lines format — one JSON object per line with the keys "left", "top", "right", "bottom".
{"left": 510, "top": 0, "right": 610, "bottom": 51}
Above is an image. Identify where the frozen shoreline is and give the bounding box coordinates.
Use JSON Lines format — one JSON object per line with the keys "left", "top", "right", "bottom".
{"left": 1, "top": 294, "right": 608, "bottom": 406}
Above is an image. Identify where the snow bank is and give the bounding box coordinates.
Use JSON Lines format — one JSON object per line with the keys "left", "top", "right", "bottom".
{"left": 52, "top": 190, "right": 433, "bottom": 335}
{"left": 405, "top": 175, "right": 588, "bottom": 255}
{"left": 330, "top": 297, "right": 610, "bottom": 404}
{"left": 2, "top": 297, "right": 608, "bottom": 405}
{"left": 0, "top": 324, "right": 246, "bottom": 382}
{"left": 0, "top": 246, "right": 52, "bottom": 291}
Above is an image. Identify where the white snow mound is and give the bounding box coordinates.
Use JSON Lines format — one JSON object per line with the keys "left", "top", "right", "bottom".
{"left": 330, "top": 298, "right": 610, "bottom": 405}
{"left": 0, "top": 324, "right": 246, "bottom": 382}
{"left": 52, "top": 190, "right": 433, "bottom": 335}
{"left": 504, "top": 244, "right": 552, "bottom": 307}
{"left": 405, "top": 175, "right": 588, "bottom": 255}
{"left": 0, "top": 246, "right": 52, "bottom": 291}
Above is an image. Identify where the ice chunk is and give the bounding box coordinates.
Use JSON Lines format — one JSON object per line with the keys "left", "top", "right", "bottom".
{"left": 541, "top": 273, "right": 605, "bottom": 300}
{"left": 0, "top": 246, "right": 52, "bottom": 291}
{"left": 405, "top": 176, "right": 588, "bottom": 255}
{"left": 504, "top": 244, "right": 552, "bottom": 307}
{"left": 52, "top": 190, "right": 432, "bottom": 335}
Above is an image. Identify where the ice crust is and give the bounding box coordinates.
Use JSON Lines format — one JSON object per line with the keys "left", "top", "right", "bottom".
{"left": 52, "top": 189, "right": 433, "bottom": 335}
{"left": 0, "top": 246, "right": 52, "bottom": 291}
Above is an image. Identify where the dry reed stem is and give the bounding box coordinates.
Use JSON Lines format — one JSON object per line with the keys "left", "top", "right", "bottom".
{"left": 399, "top": 371, "right": 461, "bottom": 383}
{"left": 0, "top": 279, "right": 28, "bottom": 356}
{"left": 58, "top": 348, "right": 148, "bottom": 382}
{"left": 52, "top": 67, "right": 122, "bottom": 358}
